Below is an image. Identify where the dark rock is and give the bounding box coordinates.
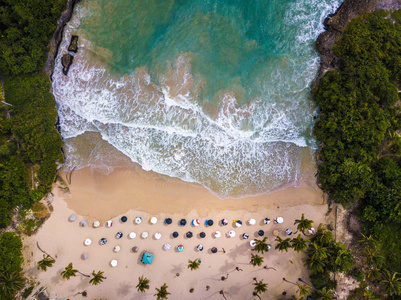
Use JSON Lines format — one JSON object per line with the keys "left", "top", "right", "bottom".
{"left": 45, "top": 0, "right": 82, "bottom": 78}
{"left": 68, "top": 35, "right": 79, "bottom": 53}
{"left": 61, "top": 54, "right": 74, "bottom": 75}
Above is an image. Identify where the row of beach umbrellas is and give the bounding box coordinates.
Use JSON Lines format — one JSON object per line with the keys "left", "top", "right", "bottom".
{"left": 70, "top": 215, "right": 285, "bottom": 228}
{"left": 83, "top": 229, "right": 271, "bottom": 247}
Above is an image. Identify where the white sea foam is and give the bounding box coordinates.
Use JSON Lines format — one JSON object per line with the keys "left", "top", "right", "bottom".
{"left": 52, "top": 0, "right": 342, "bottom": 197}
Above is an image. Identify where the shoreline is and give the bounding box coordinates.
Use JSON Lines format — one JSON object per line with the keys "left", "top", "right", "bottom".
{"left": 59, "top": 166, "right": 326, "bottom": 222}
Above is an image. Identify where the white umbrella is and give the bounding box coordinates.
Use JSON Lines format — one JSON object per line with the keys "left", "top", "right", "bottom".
{"left": 227, "top": 231, "right": 236, "bottom": 238}
{"left": 192, "top": 219, "right": 200, "bottom": 226}
{"left": 69, "top": 214, "right": 77, "bottom": 222}
{"left": 154, "top": 232, "right": 161, "bottom": 240}
{"left": 80, "top": 220, "right": 87, "bottom": 227}
{"left": 93, "top": 221, "right": 100, "bottom": 228}
{"left": 81, "top": 253, "right": 88, "bottom": 260}
{"left": 250, "top": 240, "right": 256, "bottom": 247}
{"left": 248, "top": 218, "right": 256, "bottom": 225}
{"left": 150, "top": 217, "right": 157, "bottom": 224}
{"left": 275, "top": 217, "right": 284, "bottom": 224}
{"left": 135, "top": 217, "right": 142, "bottom": 224}
{"left": 213, "top": 231, "right": 221, "bottom": 238}
{"left": 164, "top": 243, "right": 171, "bottom": 250}
{"left": 129, "top": 232, "right": 136, "bottom": 239}
{"left": 114, "top": 246, "right": 121, "bottom": 253}
{"left": 106, "top": 220, "right": 113, "bottom": 227}
{"left": 110, "top": 259, "right": 118, "bottom": 267}
{"left": 141, "top": 232, "right": 149, "bottom": 239}
{"left": 308, "top": 227, "right": 315, "bottom": 234}
{"left": 84, "top": 238, "right": 92, "bottom": 246}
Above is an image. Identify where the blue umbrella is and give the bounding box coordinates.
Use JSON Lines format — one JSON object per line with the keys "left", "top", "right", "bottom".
{"left": 180, "top": 219, "right": 187, "bottom": 226}
{"left": 207, "top": 220, "right": 214, "bottom": 226}
{"left": 99, "top": 238, "right": 107, "bottom": 245}
{"left": 242, "top": 233, "right": 249, "bottom": 239}
{"left": 121, "top": 216, "right": 127, "bottom": 223}
{"left": 177, "top": 245, "right": 184, "bottom": 252}
{"left": 165, "top": 218, "right": 172, "bottom": 225}
{"left": 172, "top": 232, "right": 179, "bottom": 238}
{"left": 200, "top": 232, "right": 206, "bottom": 238}
{"left": 211, "top": 247, "right": 217, "bottom": 253}
{"left": 258, "top": 230, "right": 265, "bottom": 236}
{"left": 116, "top": 232, "right": 123, "bottom": 239}
{"left": 186, "top": 231, "right": 193, "bottom": 238}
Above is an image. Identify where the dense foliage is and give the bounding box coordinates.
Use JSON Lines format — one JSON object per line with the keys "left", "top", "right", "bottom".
{"left": 0, "top": 0, "right": 66, "bottom": 297}
{"left": 314, "top": 9, "right": 401, "bottom": 296}
{"left": 0, "top": 232, "right": 24, "bottom": 299}
{"left": 0, "top": 0, "right": 66, "bottom": 76}
{"left": 0, "top": 0, "right": 65, "bottom": 228}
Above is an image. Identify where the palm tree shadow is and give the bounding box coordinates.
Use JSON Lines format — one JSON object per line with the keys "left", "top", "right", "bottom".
{"left": 227, "top": 243, "right": 249, "bottom": 261}
{"left": 219, "top": 260, "right": 236, "bottom": 273}
{"left": 116, "top": 281, "right": 133, "bottom": 296}
{"left": 50, "top": 268, "right": 64, "bottom": 285}
{"left": 170, "top": 263, "right": 184, "bottom": 276}
{"left": 75, "top": 275, "right": 89, "bottom": 290}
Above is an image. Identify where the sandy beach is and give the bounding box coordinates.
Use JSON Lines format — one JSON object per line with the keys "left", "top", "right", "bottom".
{"left": 22, "top": 167, "right": 330, "bottom": 299}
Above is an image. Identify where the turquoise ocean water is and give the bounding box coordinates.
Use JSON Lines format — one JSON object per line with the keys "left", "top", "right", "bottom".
{"left": 52, "top": 0, "right": 341, "bottom": 197}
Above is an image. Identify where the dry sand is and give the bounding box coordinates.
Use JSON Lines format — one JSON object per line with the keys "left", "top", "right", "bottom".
{"left": 23, "top": 167, "right": 329, "bottom": 299}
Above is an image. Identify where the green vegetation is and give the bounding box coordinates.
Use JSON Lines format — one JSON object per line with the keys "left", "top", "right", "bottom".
{"left": 252, "top": 278, "right": 268, "bottom": 297}
{"left": 0, "top": 232, "right": 24, "bottom": 299}
{"left": 37, "top": 254, "right": 55, "bottom": 271}
{"left": 304, "top": 223, "right": 354, "bottom": 291}
{"left": 274, "top": 236, "right": 291, "bottom": 252}
{"left": 250, "top": 253, "right": 264, "bottom": 267}
{"left": 0, "top": 0, "right": 66, "bottom": 227}
{"left": 294, "top": 214, "right": 313, "bottom": 235}
{"left": 89, "top": 271, "right": 106, "bottom": 285}
{"left": 253, "top": 237, "right": 270, "bottom": 254}
{"left": 187, "top": 259, "right": 201, "bottom": 271}
{"left": 136, "top": 276, "right": 150, "bottom": 293}
{"left": 313, "top": 8, "right": 401, "bottom": 296}
{"left": 154, "top": 283, "right": 170, "bottom": 300}
{"left": 60, "top": 263, "right": 78, "bottom": 280}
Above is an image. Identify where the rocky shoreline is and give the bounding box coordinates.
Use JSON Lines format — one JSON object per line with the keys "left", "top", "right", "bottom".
{"left": 312, "top": 0, "right": 401, "bottom": 92}
{"left": 44, "top": 0, "right": 82, "bottom": 79}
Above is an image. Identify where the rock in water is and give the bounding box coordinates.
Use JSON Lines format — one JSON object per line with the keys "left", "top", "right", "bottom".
{"left": 68, "top": 35, "right": 79, "bottom": 53}
{"left": 61, "top": 54, "right": 74, "bottom": 75}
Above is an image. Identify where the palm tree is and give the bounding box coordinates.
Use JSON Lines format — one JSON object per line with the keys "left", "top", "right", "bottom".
{"left": 364, "top": 248, "right": 384, "bottom": 268}
{"left": 291, "top": 234, "right": 308, "bottom": 253}
{"left": 358, "top": 233, "right": 376, "bottom": 249}
{"left": 311, "top": 224, "right": 334, "bottom": 246}
{"left": 297, "top": 283, "right": 312, "bottom": 298}
{"left": 294, "top": 214, "right": 313, "bottom": 235}
{"left": 155, "top": 283, "right": 171, "bottom": 300}
{"left": 275, "top": 236, "right": 291, "bottom": 252}
{"left": 89, "top": 271, "right": 106, "bottom": 285}
{"left": 307, "top": 243, "right": 328, "bottom": 261}
{"left": 60, "top": 263, "right": 78, "bottom": 280}
{"left": 136, "top": 276, "right": 150, "bottom": 293}
{"left": 316, "top": 287, "right": 335, "bottom": 300}
{"left": 250, "top": 254, "right": 264, "bottom": 267}
{"left": 37, "top": 254, "right": 55, "bottom": 271}
{"left": 188, "top": 259, "right": 201, "bottom": 271}
{"left": 380, "top": 269, "right": 401, "bottom": 296}
{"left": 303, "top": 256, "right": 325, "bottom": 273}
{"left": 253, "top": 237, "right": 269, "bottom": 254}
{"left": 0, "top": 269, "right": 25, "bottom": 295}
{"left": 253, "top": 279, "right": 268, "bottom": 295}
